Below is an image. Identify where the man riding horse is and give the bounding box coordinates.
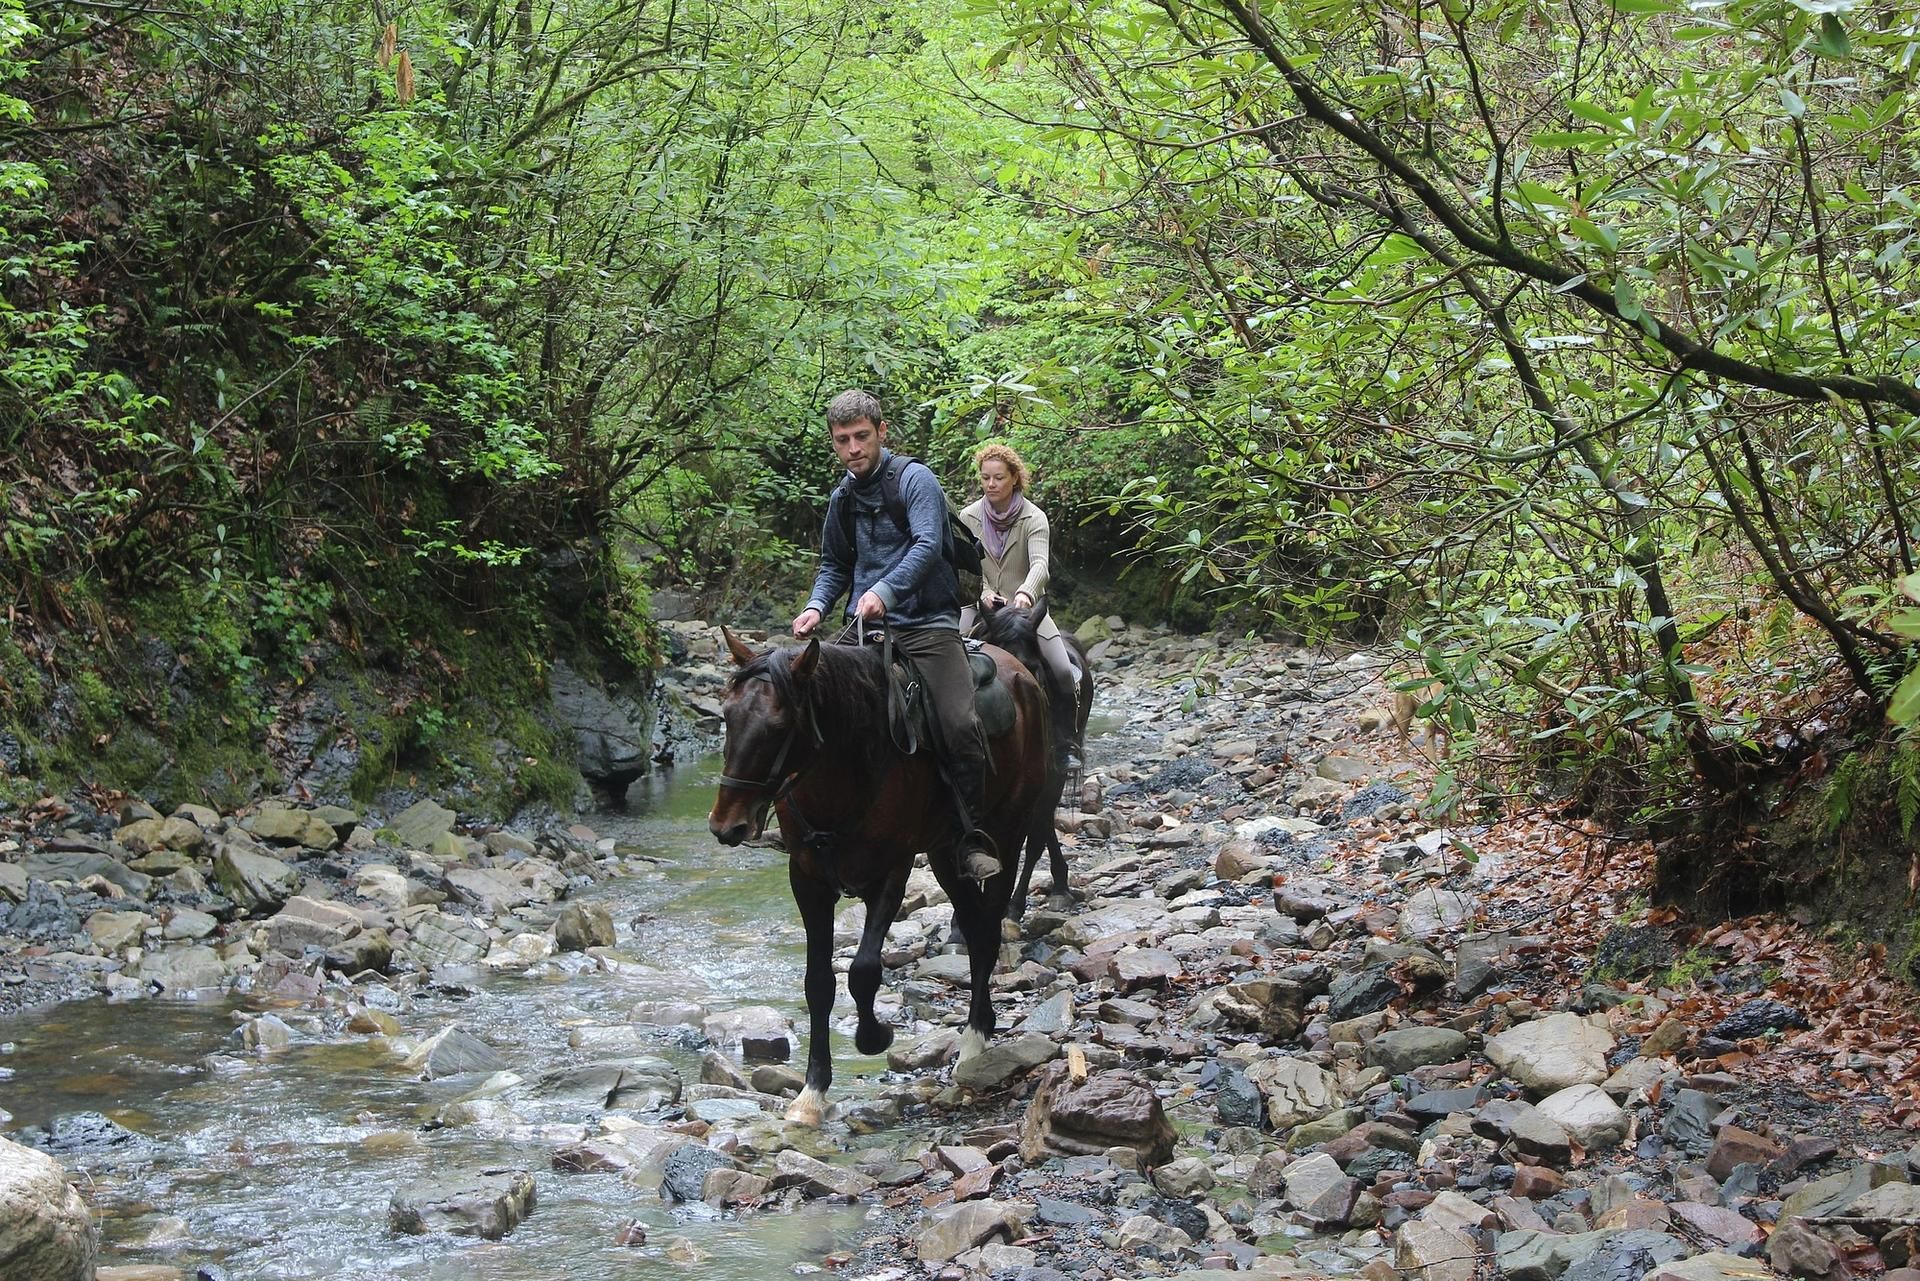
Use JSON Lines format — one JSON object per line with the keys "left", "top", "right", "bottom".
{"left": 789, "top": 389, "right": 1002, "bottom": 885}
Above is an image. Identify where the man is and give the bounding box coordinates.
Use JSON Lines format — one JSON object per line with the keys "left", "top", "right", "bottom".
{"left": 791, "top": 389, "right": 1001, "bottom": 883}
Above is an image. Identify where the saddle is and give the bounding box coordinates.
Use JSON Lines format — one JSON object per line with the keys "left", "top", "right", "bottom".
{"left": 882, "top": 636, "right": 1017, "bottom": 757}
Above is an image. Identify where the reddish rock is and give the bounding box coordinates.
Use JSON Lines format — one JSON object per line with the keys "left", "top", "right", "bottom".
{"left": 1670, "top": 1201, "right": 1763, "bottom": 1250}
{"left": 1708, "top": 1125, "right": 1786, "bottom": 1181}
{"left": 1511, "top": 1166, "right": 1565, "bottom": 1200}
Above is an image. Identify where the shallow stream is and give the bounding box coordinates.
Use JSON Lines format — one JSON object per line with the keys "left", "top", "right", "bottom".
{"left": 0, "top": 758, "right": 899, "bottom": 1280}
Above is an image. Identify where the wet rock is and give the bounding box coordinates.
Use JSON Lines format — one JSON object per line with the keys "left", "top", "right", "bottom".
{"left": 240, "top": 1013, "right": 294, "bottom": 1053}
{"left": 553, "top": 903, "right": 614, "bottom": 952}
{"left": 1247, "top": 1056, "right": 1338, "bottom": 1131}
{"left": 447, "top": 868, "right": 536, "bottom": 915}
{"left": 1536, "top": 1084, "right": 1629, "bottom": 1150}
{"left": 133, "top": 945, "right": 227, "bottom": 993}
{"left": 1397, "top": 1218, "right": 1476, "bottom": 1281}
{"left": 391, "top": 799, "right": 456, "bottom": 850}
{"left": 404, "top": 1026, "right": 509, "bottom": 1079}
{"left": 702, "top": 1007, "right": 795, "bottom": 1060}
{"left": 1328, "top": 965, "right": 1401, "bottom": 1021}
{"left": 1486, "top": 1012, "right": 1613, "bottom": 1096}
{"left": 659, "top": 1146, "right": 738, "bottom": 1202}
{"left": 749, "top": 1064, "right": 802, "bottom": 1095}
{"left": 387, "top": 1168, "right": 535, "bottom": 1240}
{"left": 955, "top": 1033, "right": 1059, "bottom": 1091}
{"left": 212, "top": 844, "right": 297, "bottom": 915}
{"left": 247, "top": 806, "right": 338, "bottom": 849}
{"left": 1706, "top": 1126, "right": 1784, "bottom": 1181}
{"left": 770, "top": 1150, "right": 877, "bottom": 1198}
{"left": 1019, "top": 1063, "right": 1177, "bottom": 1165}
{"left": 1368, "top": 1027, "right": 1469, "bottom": 1074}
{"left": 0, "top": 1133, "right": 100, "bottom": 1279}
{"left": 1768, "top": 1220, "right": 1842, "bottom": 1278}
{"left": 1711, "top": 998, "right": 1808, "bottom": 1041}
{"left": 534, "top": 1061, "right": 680, "bottom": 1110}
{"left": 549, "top": 658, "right": 652, "bottom": 798}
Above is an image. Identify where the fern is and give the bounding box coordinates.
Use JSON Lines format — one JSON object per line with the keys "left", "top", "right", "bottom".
{"left": 1893, "top": 733, "right": 1920, "bottom": 839}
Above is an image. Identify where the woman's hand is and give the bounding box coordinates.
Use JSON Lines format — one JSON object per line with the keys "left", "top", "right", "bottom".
{"left": 981, "top": 592, "right": 1007, "bottom": 612}
{"left": 1013, "top": 591, "right": 1034, "bottom": 610}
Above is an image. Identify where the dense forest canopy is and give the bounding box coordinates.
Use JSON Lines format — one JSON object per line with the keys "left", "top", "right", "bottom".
{"left": 6, "top": 0, "right": 1920, "bottom": 828}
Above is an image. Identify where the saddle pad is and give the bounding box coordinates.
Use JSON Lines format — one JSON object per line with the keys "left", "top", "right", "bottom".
{"left": 970, "top": 650, "right": 1016, "bottom": 739}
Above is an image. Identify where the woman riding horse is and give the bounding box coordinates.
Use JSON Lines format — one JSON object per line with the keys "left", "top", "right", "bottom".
{"left": 708, "top": 628, "right": 1051, "bottom": 1125}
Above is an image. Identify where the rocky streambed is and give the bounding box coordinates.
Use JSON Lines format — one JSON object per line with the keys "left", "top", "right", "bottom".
{"left": 4, "top": 618, "right": 1920, "bottom": 1281}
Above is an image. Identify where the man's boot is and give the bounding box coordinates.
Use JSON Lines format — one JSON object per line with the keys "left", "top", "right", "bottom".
{"left": 951, "top": 752, "right": 1001, "bottom": 884}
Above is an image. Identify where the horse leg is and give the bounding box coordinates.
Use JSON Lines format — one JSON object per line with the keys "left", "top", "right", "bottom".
{"left": 1045, "top": 827, "right": 1073, "bottom": 910}
{"left": 851, "top": 870, "right": 910, "bottom": 1055}
{"left": 1007, "top": 827, "right": 1040, "bottom": 923}
{"left": 951, "top": 870, "right": 1008, "bottom": 1063}
{"left": 786, "top": 867, "right": 838, "bottom": 1127}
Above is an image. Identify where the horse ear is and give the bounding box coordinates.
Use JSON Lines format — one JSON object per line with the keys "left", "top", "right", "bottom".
{"left": 722, "top": 627, "right": 757, "bottom": 667}
{"left": 1029, "top": 596, "right": 1050, "bottom": 628}
{"left": 789, "top": 635, "right": 820, "bottom": 681}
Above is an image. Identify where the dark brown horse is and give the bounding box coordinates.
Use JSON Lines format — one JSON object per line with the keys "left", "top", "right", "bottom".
{"left": 968, "top": 598, "right": 1095, "bottom": 919}
{"left": 707, "top": 628, "right": 1051, "bottom": 1125}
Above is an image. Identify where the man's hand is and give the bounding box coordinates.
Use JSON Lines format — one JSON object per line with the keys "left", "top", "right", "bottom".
{"left": 854, "top": 590, "right": 886, "bottom": 622}
{"left": 792, "top": 607, "right": 822, "bottom": 638}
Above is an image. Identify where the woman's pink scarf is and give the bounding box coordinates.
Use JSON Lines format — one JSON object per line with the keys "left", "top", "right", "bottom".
{"left": 982, "top": 494, "right": 1025, "bottom": 561}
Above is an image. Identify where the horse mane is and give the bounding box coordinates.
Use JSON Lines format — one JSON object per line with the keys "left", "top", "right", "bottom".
{"left": 728, "top": 641, "right": 897, "bottom": 773}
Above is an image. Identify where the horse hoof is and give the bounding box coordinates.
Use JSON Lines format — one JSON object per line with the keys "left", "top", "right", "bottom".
{"left": 1046, "top": 893, "right": 1074, "bottom": 911}
{"left": 784, "top": 1088, "right": 826, "bottom": 1127}
{"left": 855, "top": 1021, "right": 894, "bottom": 1056}
{"left": 958, "top": 1027, "right": 988, "bottom": 1063}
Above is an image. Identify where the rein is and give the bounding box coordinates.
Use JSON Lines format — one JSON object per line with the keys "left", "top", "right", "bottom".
{"left": 717, "top": 673, "right": 823, "bottom": 832}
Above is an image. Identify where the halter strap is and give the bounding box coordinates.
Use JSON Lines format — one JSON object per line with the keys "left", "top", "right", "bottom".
{"left": 716, "top": 674, "right": 823, "bottom": 831}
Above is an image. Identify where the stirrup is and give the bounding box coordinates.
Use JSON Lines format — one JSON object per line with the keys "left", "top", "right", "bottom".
{"left": 959, "top": 830, "right": 1001, "bottom": 884}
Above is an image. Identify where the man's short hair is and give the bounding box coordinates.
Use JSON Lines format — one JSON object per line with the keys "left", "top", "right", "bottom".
{"left": 826, "top": 389, "right": 883, "bottom": 428}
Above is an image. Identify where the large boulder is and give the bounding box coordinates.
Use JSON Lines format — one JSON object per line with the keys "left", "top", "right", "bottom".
{"left": 1019, "top": 1063, "right": 1177, "bottom": 1166}
{"left": 403, "top": 1026, "right": 509, "bottom": 1080}
{"left": 548, "top": 658, "right": 653, "bottom": 801}
{"left": 212, "top": 843, "right": 298, "bottom": 915}
{"left": 916, "top": 1200, "right": 1026, "bottom": 1265}
{"left": 390, "top": 799, "right": 456, "bottom": 851}
{"left": 261, "top": 896, "right": 363, "bottom": 957}
{"left": 1536, "top": 1084, "right": 1629, "bottom": 1150}
{"left": 1486, "top": 1012, "right": 1613, "bottom": 1096}
{"left": 0, "top": 1134, "right": 98, "bottom": 1280}
{"left": 247, "top": 806, "right": 338, "bottom": 849}
{"left": 554, "top": 902, "right": 615, "bottom": 952}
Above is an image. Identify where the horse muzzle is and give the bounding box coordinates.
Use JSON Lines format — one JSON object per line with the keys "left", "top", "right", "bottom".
{"left": 708, "top": 812, "right": 755, "bottom": 846}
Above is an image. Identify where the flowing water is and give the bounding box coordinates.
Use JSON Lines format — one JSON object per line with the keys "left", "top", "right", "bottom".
{"left": 0, "top": 757, "right": 905, "bottom": 1280}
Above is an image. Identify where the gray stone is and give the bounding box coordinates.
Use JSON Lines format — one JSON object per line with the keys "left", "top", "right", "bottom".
{"left": 133, "top": 945, "right": 226, "bottom": 993}
{"left": 391, "top": 799, "right": 457, "bottom": 850}
{"left": 1328, "top": 965, "right": 1400, "bottom": 1021}
{"left": 446, "top": 867, "right": 536, "bottom": 914}
{"left": 954, "top": 1033, "right": 1059, "bottom": 1091}
{"left": 0, "top": 861, "right": 26, "bottom": 902}
{"left": 916, "top": 1199, "right": 1026, "bottom": 1264}
{"left": 1663, "top": 1088, "right": 1721, "bottom": 1153}
{"left": 1153, "top": 1156, "right": 1215, "bottom": 1198}
{"left": 1368, "top": 1027, "right": 1469, "bottom": 1074}
{"left": 24, "top": 849, "right": 150, "bottom": 897}
{"left": 660, "top": 1146, "right": 738, "bottom": 1202}
{"left": 1643, "top": 1252, "right": 1773, "bottom": 1281}
{"left": 549, "top": 658, "right": 653, "bottom": 797}
{"left": 1496, "top": 1229, "right": 1685, "bottom": 1281}
{"left": 1845, "top": 1183, "right": 1920, "bottom": 1219}
{"left": 83, "top": 908, "right": 150, "bottom": 953}
{"left": 703, "top": 1007, "right": 795, "bottom": 1060}
{"left": 1456, "top": 930, "right": 1546, "bottom": 998}
{"left": 241, "top": 1012, "right": 295, "bottom": 1053}
{"left": 1215, "top": 974, "right": 1310, "bottom": 1039}
{"left": 0, "top": 1134, "right": 99, "bottom": 1280}
{"left": 1486, "top": 1012, "right": 1613, "bottom": 1096}
{"left": 1247, "top": 1056, "right": 1337, "bottom": 1131}
{"left": 163, "top": 908, "right": 218, "bottom": 940}
{"left": 1536, "top": 1084, "right": 1630, "bottom": 1150}
{"left": 888, "top": 1028, "right": 959, "bottom": 1070}
{"left": 213, "top": 843, "right": 298, "bottom": 915}
{"left": 388, "top": 1168, "right": 535, "bottom": 1239}
{"left": 1769, "top": 1219, "right": 1842, "bottom": 1277}
{"left": 262, "top": 895, "right": 362, "bottom": 956}
{"left": 554, "top": 902, "right": 615, "bottom": 952}
{"left": 1285, "top": 1152, "right": 1358, "bottom": 1225}
{"left": 248, "top": 806, "right": 338, "bottom": 848}
{"left": 405, "top": 911, "right": 489, "bottom": 967}
{"left": 1781, "top": 1162, "right": 1901, "bottom": 1221}
{"left": 769, "top": 1149, "right": 877, "bottom": 1198}
{"left": 1398, "top": 1218, "right": 1476, "bottom": 1281}
{"left": 1017, "top": 991, "right": 1075, "bottom": 1036}
{"left": 0, "top": 882, "right": 79, "bottom": 941}
{"left": 1215, "top": 1066, "right": 1263, "bottom": 1128}
{"left": 917, "top": 953, "right": 974, "bottom": 986}
{"left": 115, "top": 815, "right": 206, "bottom": 853}
{"left": 404, "top": 1026, "right": 509, "bottom": 1079}
{"left": 1400, "top": 886, "right": 1475, "bottom": 939}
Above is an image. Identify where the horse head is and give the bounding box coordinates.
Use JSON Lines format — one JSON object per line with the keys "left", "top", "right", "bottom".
{"left": 708, "top": 627, "right": 820, "bottom": 846}
{"left": 972, "top": 596, "right": 1049, "bottom": 662}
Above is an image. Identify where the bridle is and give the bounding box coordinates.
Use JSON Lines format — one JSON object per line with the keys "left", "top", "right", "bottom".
{"left": 716, "top": 674, "right": 822, "bottom": 834}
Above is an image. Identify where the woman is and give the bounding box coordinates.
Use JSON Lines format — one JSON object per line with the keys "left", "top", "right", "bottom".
{"left": 959, "top": 442, "right": 1080, "bottom": 767}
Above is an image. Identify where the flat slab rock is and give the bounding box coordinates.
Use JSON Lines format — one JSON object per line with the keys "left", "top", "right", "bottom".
{"left": 388, "top": 1168, "right": 535, "bottom": 1240}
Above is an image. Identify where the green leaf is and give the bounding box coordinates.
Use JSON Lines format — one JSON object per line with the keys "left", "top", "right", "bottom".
{"left": 1890, "top": 666, "right": 1920, "bottom": 725}
{"left": 1814, "top": 14, "right": 1851, "bottom": 56}
{"left": 1780, "top": 87, "right": 1807, "bottom": 118}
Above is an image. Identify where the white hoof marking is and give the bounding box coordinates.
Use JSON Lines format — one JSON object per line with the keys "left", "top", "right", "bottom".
{"left": 785, "top": 1087, "right": 826, "bottom": 1127}
{"left": 958, "top": 1028, "right": 987, "bottom": 1063}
